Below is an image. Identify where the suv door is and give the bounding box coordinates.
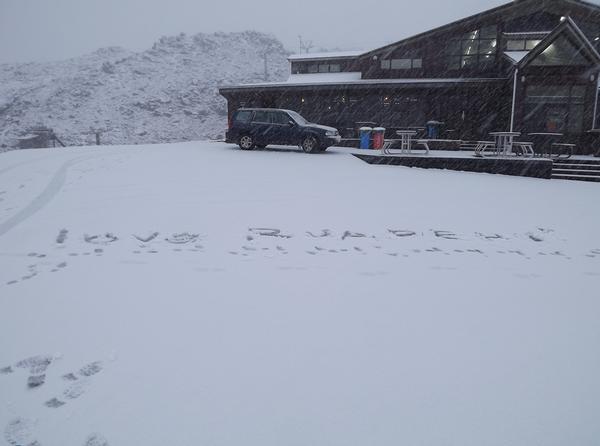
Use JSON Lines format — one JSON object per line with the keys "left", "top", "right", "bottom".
{"left": 269, "top": 111, "right": 295, "bottom": 145}
{"left": 250, "top": 110, "right": 274, "bottom": 145}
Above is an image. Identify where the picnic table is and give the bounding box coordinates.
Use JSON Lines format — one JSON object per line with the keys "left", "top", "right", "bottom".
{"left": 396, "top": 130, "right": 418, "bottom": 152}
{"left": 381, "top": 130, "right": 430, "bottom": 155}
{"left": 489, "top": 132, "right": 521, "bottom": 156}
{"left": 474, "top": 132, "right": 534, "bottom": 157}
{"left": 528, "top": 132, "right": 563, "bottom": 156}
{"left": 527, "top": 133, "right": 574, "bottom": 159}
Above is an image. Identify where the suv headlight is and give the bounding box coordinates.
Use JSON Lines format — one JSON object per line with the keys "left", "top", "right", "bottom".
{"left": 325, "top": 130, "right": 338, "bottom": 137}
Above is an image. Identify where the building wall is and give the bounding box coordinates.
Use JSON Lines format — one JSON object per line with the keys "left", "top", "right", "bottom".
{"left": 223, "top": 82, "right": 511, "bottom": 141}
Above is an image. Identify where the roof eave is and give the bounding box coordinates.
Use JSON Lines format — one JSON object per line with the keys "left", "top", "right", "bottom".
{"left": 517, "top": 17, "right": 600, "bottom": 69}
{"left": 218, "top": 77, "right": 507, "bottom": 93}
{"left": 359, "top": 0, "right": 539, "bottom": 59}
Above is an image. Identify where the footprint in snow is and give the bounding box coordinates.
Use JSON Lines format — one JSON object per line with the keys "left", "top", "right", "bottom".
{"left": 528, "top": 234, "right": 544, "bottom": 242}
{"left": 55, "top": 229, "right": 68, "bottom": 244}
{"left": 79, "top": 361, "right": 103, "bottom": 377}
{"left": 133, "top": 232, "right": 159, "bottom": 244}
{"left": 84, "top": 433, "right": 110, "bottom": 446}
{"left": 44, "top": 398, "right": 65, "bottom": 408}
{"left": 45, "top": 361, "right": 103, "bottom": 408}
{"left": 341, "top": 231, "right": 367, "bottom": 241}
{"left": 8, "top": 355, "right": 54, "bottom": 390}
{"left": 306, "top": 229, "right": 331, "bottom": 238}
{"left": 434, "top": 230, "right": 459, "bottom": 240}
{"left": 165, "top": 233, "right": 199, "bottom": 244}
{"left": 84, "top": 233, "right": 118, "bottom": 245}
{"left": 4, "top": 417, "right": 41, "bottom": 446}
{"left": 248, "top": 228, "right": 292, "bottom": 239}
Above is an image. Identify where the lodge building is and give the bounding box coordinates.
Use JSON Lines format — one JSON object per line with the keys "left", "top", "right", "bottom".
{"left": 219, "top": 0, "right": 600, "bottom": 154}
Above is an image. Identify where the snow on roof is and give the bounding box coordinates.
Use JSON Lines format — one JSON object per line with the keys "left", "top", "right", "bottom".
{"left": 287, "top": 72, "right": 363, "bottom": 84}
{"left": 288, "top": 50, "right": 366, "bottom": 61}
{"left": 504, "top": 51, "right": 531, "bottom": 64}
{"left": 221, "top": 77, "right": 505, "bottom": 90}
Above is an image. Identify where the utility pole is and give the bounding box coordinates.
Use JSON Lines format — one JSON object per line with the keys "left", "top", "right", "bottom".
{"left": 298, "top": 35, "right": 314, "bottom": 54}
{"left": 263, "top": 53, "right": 268, "bottom": 81}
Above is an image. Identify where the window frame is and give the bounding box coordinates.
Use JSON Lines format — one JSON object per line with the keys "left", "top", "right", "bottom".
{"left": 251, "top": 111, "right": 271, "bottom": 124}
{"left": 445, "top": 25, "right": 498, "bottom": 71}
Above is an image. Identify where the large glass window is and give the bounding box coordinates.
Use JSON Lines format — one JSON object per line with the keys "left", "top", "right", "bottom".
{"left": 530, "top": 35, "right": 589, "bottom": 66}
{"left": 507, "top": 39, "right": 543, "bottom": 51}
{"left": 381, "top": 58, "right": 423, "bottom": 70}
{"left": 303, "top": 62, "right": 345, "bottom": 74}
{"left": 524, "top": 85, "right": 586, "bottom": 133}
{"left": 445, "top": 25, "right": 497, "bottom": 70}
{"left": 391, "top": 59, "right": 412, "bottom": 69}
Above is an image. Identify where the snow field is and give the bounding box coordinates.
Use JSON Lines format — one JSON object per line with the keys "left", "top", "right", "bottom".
{"left": 0, "top": 141, "right": 599, "bottom": 446}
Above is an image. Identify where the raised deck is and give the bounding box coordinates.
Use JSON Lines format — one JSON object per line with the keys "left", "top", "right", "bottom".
{"left": 351, "top": 151, "right": 554, "bottom": 179}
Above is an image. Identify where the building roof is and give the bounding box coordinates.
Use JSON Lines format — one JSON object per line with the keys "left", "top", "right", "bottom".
{"left": 287, "top": 50, "right": 367, "bottom": 62}
{"left": 360, "top": 0, "right": 600, "bottom": 59}
{"left": 285, "top": 1, "right": 600, "bottom": 63}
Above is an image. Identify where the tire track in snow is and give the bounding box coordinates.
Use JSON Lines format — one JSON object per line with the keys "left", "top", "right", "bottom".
{"left": 0, "top": 154, "right": 55, "bottom": 176}
{"left": 0, "top": 156, "right": 90, "bottom": 238}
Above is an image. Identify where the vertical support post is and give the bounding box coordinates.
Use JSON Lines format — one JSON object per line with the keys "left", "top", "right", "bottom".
{"left": 510, "top": 68, "right": 518, "bottom": 133}
{"left": 96, "top": 132, "right": 101, "bottom": 146}
{"left": 592, "top": 73, "right": 600, "bottom": 130}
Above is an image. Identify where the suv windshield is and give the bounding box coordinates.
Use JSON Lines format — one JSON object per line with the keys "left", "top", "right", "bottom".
{"left": 288, "top": 111, "right": 309, "bottom": 125}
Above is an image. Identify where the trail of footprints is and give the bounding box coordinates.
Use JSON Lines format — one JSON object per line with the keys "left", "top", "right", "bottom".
{"left": 4, "top": 417, "right": 109, "bottom": 446}
{"left": 0, "top": 355, "right": 104, "bottom": 407}
{"left": 3, "top": 227, "right": 599, "bottom": 286}
{"left": 45, "top": 361, "right": 104, "bottom": 408}
{"left": 1, "top": 355, "right": 108, "bottom": 446}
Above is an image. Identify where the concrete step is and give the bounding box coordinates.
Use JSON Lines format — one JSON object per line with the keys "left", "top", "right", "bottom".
{"left": 552, "top": 168, "right": 600, "bottom": 175}
{"left": 551, "top": 173, "right": 600, "bottom": 182}
{"left": 553, "top": 162, "right": 600, "bottom": 168}
{"left": 554, "top": 160, "right": 600, "bottom": 167}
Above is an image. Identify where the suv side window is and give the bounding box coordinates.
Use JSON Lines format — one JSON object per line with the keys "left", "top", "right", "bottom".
{"left": 271, "top": 112, "right": 290, "bottom": 125}
{"left": 233, "top": 110, "right": 253, "bottom": 124}
{"left": 252, "top": 111, "right": 270, "bottom": 123}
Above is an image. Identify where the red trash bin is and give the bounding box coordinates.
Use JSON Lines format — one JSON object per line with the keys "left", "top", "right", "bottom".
{"left": 372, "top": 127, "right": 386, "bottom": 150}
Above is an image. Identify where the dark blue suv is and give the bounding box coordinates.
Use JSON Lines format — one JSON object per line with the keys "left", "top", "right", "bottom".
{"left": 226, "top": 108, "right": 341, "bottom": 153}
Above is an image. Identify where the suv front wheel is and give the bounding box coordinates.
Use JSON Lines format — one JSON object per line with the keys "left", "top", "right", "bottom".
{"left": 301, "top": 135, "right": 320, "bottom": 154}
{"left": 239, "top": 135, "right": 255, "bottom": 150}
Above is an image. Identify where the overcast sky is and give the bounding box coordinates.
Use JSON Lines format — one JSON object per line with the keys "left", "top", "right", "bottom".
{"left": 0, "top": 0, "right": 593, "bottom": 64}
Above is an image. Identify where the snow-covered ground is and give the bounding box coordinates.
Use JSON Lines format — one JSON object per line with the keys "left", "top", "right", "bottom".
{"left": 0, "top": 141, "right": 599, "bottom": 446}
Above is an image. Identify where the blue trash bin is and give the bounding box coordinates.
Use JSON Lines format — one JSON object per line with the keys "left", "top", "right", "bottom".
{"left": 426, "top": 121, "right": 444, "bottom": 139}
{"left": 359, "top": 127, "right": 372, "bottom": 150}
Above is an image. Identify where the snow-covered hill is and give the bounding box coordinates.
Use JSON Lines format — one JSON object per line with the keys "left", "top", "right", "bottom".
{"left": 0, "top": 31, "right": 290, "bottom": 147}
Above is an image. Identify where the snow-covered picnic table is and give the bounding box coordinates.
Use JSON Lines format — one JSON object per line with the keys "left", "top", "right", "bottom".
{"left": 382, "top": 130, "right": 430, "bottom": 155}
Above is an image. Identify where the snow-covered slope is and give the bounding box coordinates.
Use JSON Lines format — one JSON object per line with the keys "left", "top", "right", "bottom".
{"left": 0, "top": 32, "right": 289, "bottom": 147}
{"left": 1, "top": 142, "right": 599, "bottom": 445}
